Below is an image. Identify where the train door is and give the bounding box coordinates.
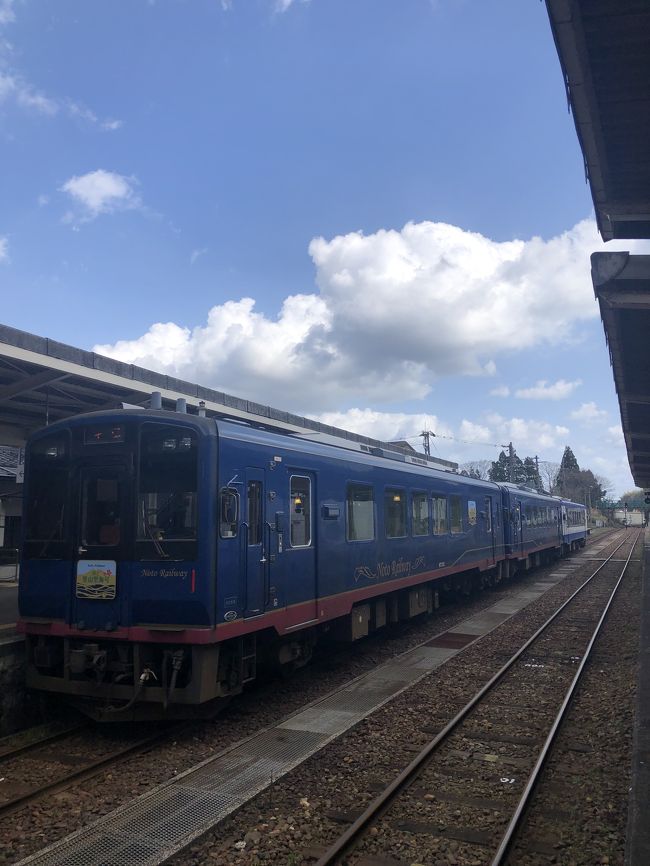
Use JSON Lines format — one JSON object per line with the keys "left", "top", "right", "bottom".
{"left": 484, "top": 495, "right": 496, "bottom": 565}
{"left": 286, "top": 471, "right": 318, "bottom": 625}
{"left": 71, "top": 463, "right": 130, "bottom": 630}
{"left": 511, "top": 498, "right": 523, "bottom": 555}
{"left": 243, "top": 468, "right": 271, "bottom": 618}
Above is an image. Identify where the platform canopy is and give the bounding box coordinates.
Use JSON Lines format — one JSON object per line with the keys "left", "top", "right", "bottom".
{"left": 546, "top": 0, "right": 650, "bottom": 241}
{"left": 546, "top": 1, "right": 650, "bottom": 491}
{"left": 0, "top": 322, "right": 456, "bottom": 470}
{"left": 592, "top": 253, "right": 650, "bottom": 489}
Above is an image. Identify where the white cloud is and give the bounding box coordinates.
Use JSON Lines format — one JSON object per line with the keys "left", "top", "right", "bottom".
{"left": 190, "top": 248, "right": 208, "bottom": 266}
{"left": 310, "top": 408, "right": 449, "bottom": 444}
{"left": 458, "top": 420, "right": 492, "bottom": 443}
{"left": 275, "top": 0, "right": 311, "bottom": 11}
{"left": 0, "top": 9, "right": 121, "bottom": 128}
{"left": 281, "top": 404, "right": 633, "bottom": 496}
{"left": 0, "top": 236, "right": 8, "bottom": 262}
{"left": 0, "top": 72, "right": 58, "bottom": 116}
{"left": 490, "top": 385, "right": 510, "bottom": 397}
{"left": 66, "top": 100, "right": 123, "bottom": 131}
{"left": 37, "top": 194, "right": 49, "bottom": 207}
{"left": 95, "top": 217, "right": 617, "bottom": 411}
{"left": 515, "top": 379, "right": 581, "bottom": 400}
{"left": 0, "top": 0, "right": 15, "bottom": 26}
{"left": 606, "top": 424, "right": 625, "bottom": 445}
{"left": 60, "top": 170, "right": 141, "bottom": 222}
{"left": 483, "top": 412, "right": 570, "bottom": 453}
{"left": 308, "top": 408, "right": 572, "bottom": 465}
{"left": 570, "top": 401, "right": 608, "bottom": 423}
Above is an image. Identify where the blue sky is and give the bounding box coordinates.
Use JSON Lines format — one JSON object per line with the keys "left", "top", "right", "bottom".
{"left": 0, "top": 0, "right": 644, "bottom": 496}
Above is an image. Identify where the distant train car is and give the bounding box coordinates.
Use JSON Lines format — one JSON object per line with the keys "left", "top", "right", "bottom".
{"left": 500, "top": 483, "right": 563, "bottom": 568}
{"left": 18, "top": 407, "right": 585, "bottom": 719}
{"left": 560, "top": 499, "right": 589, "bottom": 550}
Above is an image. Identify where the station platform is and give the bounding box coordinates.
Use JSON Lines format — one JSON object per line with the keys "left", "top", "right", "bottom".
{"left": 627, "top": 527, "right": 650, "bottom": 865}
{"left": 0, "top": 575, "right": 18, "bottom": 636}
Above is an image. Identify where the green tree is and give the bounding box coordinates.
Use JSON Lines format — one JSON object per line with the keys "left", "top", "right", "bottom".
{"left": 523, "top": 457, "right": 542, "bottom": 491}
{"left": 488, "top": 450, "right": 509, "bottom": 482}
{"left": 557, "top": 445, "right": 580, "bottom": 497}
{"left": 617, "top": 488, "right": 645, "bottom": 508}
{"left": 489, "top": 449, "right": 527, "bottom": 483}
{"left": 560, "top": 446, "right": 580, "bottom": 472}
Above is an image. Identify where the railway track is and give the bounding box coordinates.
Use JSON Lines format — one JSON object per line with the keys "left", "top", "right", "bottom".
{"left": 314, "top": 529, "right": 640, "bottom": 866}
{"left": 0, "top": 723, "right": 88, "bottom": 762}
{"left": 0, "top": 721, "right": 190, "bottom": 820}
{"left": 0, "top": 529, "right": 624, "bottom": 865}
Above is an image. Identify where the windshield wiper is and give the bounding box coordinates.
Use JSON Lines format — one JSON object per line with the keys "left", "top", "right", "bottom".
{"left": 141, "top": 501, "right": 169, "bottom": 558}
{"left": 38, "top": 503, "right": 65, "bottom": 558}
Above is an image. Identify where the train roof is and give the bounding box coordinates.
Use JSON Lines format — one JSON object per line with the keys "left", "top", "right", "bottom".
{"left": 27, "top": 407, "right": 498, "bottom": 493}
{"left": 27, "top": 408, "right": 590, "bottom": 507}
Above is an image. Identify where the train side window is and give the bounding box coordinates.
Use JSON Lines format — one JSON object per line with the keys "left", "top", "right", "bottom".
{"left": 290, "top": 475, "right": 311, "bottom": 547}
{"left": 432, "top": 495, "right": 447, "bottom": 534}
{"left": 484, "top": 497, "right": 492, "bottom": 533}
{"left": 411, "top": 491, "right": 429, "bottom": 536}
{"left": 347, "top": 484, "right": 375, "bottom": 541}
{"left": 385, "top": 488, "right": 407, "bottom": 538}
{"left": 219, "top": 488, "right": 239, "bottom": 538}
{"left": 247, "top": 481, "right": 262, "bottom": 545}
{"left": 450, "top": 495, "right": 463, "bottom": 533}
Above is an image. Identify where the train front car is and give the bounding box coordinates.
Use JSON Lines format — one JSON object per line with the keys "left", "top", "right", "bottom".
{"left": 18, "top": 410, "right": 219, "bottom": 720}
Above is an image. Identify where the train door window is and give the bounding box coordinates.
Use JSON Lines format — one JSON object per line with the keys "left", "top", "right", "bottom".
{"left": 385, "top": 488, "right": 407, "bottom": 538}
{"left": 247, "top": 481, "right": 262, "bottom": 545}
{"left": 467, "top": 500, "right": 477, "bottom": 526}
{"left": 411, "top": 491, "right": 429, "bottom": 536}
{"left": 347, "top": 484, "right": 375, "bottom": 541}
{"left": 290, "top": 475, "right": 311, "bottom": 547}
{"left": 450, "top": 495, "right": 463, "bottom": 533}
{"left": 81, "top": 475, "right": 122, "bottom": 547}
{"left": 484, "top": 498, "right": 492, "bottom": 533}
{"left": 432, "top": 495, "right": 447, "bottom": 534}
{"left": 219, "top": 488, "right": 239, "bottom": 538}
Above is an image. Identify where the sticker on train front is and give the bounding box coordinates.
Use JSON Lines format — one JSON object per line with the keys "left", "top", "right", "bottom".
{"left": 76, "top": 560, "right": 117, "bottom": 600}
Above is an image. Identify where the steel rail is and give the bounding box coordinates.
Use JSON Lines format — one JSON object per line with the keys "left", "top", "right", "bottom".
{"left": 314, "top": 530, "right": 636, "bottom": 866}
{"left": 0, "top": 721, "right": 192, "bottom": 819}
{"left": 490, "top": 529, "right": 641, "bottom": 865}
{"left": 0, "top": 723, "right": 88, "bottom": 763}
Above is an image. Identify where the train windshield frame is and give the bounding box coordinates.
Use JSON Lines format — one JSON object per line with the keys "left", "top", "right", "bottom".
{"left": 136, "top": 422, "right": 199, "bottom": 561}
{"left": 23, "top": 419, "right": 200, "bottom": 562}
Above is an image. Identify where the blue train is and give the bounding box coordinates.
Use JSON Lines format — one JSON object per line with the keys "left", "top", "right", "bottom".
{"left": 18, "top": 407, "right": 588, "bottom": 719}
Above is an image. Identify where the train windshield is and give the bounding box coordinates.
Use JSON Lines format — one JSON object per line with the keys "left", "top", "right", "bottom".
{"left": 136, "top": 423, "right": 198, "bottom": 560}
{"left": 24, "top": 432, "right": 70, "bottom": 559}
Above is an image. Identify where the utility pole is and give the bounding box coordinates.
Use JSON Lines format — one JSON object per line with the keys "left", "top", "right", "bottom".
{"left": 535, "top": 455, "right": 541, "bottom": 491}
{"left": 420, "top": 429, "right": 432, "bottom": 458}
{"left": 508, "top": 441, "right": 515, "bottom": 483}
